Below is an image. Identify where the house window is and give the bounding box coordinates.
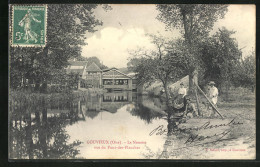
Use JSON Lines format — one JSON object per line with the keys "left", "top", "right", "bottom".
{"left": 103, "top": 96, "right": 112, "bottom": 102}
{"left": 114, "top": 79, "right": 128, "bottom": 85}
{"left": 123, "top": 80, "right": 128, "bottom": 85}
{"left": 115, "top": 80, "right": 119, "bottom": 85}
{"left": 103, "top": 79, "right": 113, "bottom": 85}
{"left": 114, "top": 95, "right": 128, "bottom": 102}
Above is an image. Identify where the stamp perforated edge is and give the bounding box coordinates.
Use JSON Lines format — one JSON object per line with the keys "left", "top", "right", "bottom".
{"left": 10, "top": 4, "right": 48, "bottom": 48}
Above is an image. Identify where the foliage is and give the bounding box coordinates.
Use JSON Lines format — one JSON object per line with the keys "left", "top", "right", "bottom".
{"left": 156, "top": 4, "right": 230, "bottom": 87}
{"left": 75, "top": 56, "right": 108, "bottom": 69}
{"left": 156, "top": 4, "right": 254, "bottom": 90}
{"left": 86, "top": 56, "right": 108, "bottom": 69}
{"left": 199, "top": 28, "right": 242, "bottom": 89}
{"left": 232, "top": 52, "right": 255, "bottom": 88}
{"left": 156, "top": 4, "right": 228, "bottom": 44}
{"left": 128, "top": 35, "right": 189, "bottom": 105}
{"left": 128, "top": 35, "right": 199, "bottom": 84}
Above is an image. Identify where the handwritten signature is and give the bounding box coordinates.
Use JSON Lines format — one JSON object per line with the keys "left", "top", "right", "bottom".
{"left": 149, "top": 125, "right": 168, "bottom": 136}
{"left": 184, "top": 129, "right": 231, "bottom": 145}
{"left": 149, "top": 118, "right": 243, "bottom": 136}
{"left": 149, "top": 118, "right": 243, "bottom": 150}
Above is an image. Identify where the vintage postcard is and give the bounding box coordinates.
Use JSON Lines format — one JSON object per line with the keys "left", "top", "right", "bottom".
{"left": 8, "top": 4, "right": 256, "bottom": 159}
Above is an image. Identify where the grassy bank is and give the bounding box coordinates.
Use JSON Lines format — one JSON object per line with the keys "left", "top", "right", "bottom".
{"left": 9, "top": 88, "right": 106, "bottom": 115}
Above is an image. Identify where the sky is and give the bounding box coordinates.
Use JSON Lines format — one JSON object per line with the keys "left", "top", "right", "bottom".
{"left": 82, "top": 4, "right": 255, "bottom": 68}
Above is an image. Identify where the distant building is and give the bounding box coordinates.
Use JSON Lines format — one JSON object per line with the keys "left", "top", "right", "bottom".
{"left": 102, "top": 68, "right": 133, "bottom": 91}
{"left": 84, "top": 62, "right": 102, "bottom": 88}
{"left": 66, "top": 60, "right": 137, "bottom": 91}
{"left": 66, "top": 61, "right": 88, "bottom": 79}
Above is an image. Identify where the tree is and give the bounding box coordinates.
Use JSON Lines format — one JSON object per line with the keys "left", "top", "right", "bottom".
{"left": 72, "top": 55, "right": 108, "bottom": 70}
{"left": 232, "top": 51, "right": 255, "bottom": 90}
{"left": 129, "top": 35, "right": 188, "bottom": 109}
{"left": 156, "top": 5, "right": 229, "bottom": 106}
{"left": 200, "top": 28, "right": 242, "bottom": 97}
{"left": 10, "top": 4, "right": 106, "bottom": 91}
{"left": 127, "top": 57, "right": 144, "bottom": 72}
{"left": 156, "top": 4, "right": 228, "bottom": 45}
{"left": 86, "top": 56, "right": 108, "bottom": 69}
{"left": 241, "top": 54, "right": 255, "bottom": 91}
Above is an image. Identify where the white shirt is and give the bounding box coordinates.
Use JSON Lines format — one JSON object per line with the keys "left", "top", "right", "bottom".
{"left": 208, "top": 86, "right": 218, "bottom": 105}
{"left": 178, "top": 87, "right": 187, "bottom": 97}
{"left": 208, "top": 86, "right": 218, "bottom": 98}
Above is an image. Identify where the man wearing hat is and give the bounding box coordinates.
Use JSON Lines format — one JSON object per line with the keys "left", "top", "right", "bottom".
{"left": 207, "top": 81, "right": 219, "bottom": 106}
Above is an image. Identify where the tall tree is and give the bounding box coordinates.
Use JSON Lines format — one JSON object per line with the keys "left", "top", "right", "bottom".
{"left": 156, "top": 5, "right": 229, "bottom": 83}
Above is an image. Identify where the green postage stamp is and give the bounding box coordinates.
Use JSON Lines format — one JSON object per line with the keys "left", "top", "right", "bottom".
{"left": 11, "top": 5, "right": 47, "bottom": 47}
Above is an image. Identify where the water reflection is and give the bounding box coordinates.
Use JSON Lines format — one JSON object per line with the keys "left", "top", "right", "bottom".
{"left": 9, "top": 91, "right": 169, "bottom": 159}
{"left": 9, "top": 104, "right": 82, "bottom": 159}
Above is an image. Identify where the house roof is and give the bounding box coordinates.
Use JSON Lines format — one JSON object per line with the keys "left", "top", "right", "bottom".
{"left": 85, "top": 62, "right": 102, "bottom": 72}
{"left": 127, "top": 72, "right": 137, "bottom": 78}
{"left": 66, "top": 61, "right": 86, "bottom": 75}
{"left": 68, "top": 61, "right": 87, "bottom": 66}
{"left": 102, "top": 67, "right": 118, "bottom": 72}
{"left": 66, "top": 69, "right": 84, "bottom": 75}
{"left": 102, "top": 68, "right": 132, "bottom": 79}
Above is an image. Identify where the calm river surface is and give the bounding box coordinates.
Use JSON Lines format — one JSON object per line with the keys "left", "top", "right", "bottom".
{"left": 65, "top": 92, "right": 169, "bottom": 159}
{"left": 9, "top": 91, "right": 171, "bottom": 159}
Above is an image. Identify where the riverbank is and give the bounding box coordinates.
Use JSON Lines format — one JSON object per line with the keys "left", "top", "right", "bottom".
{"left": 156, "top": 87, "right": 255, "bottom": 159}
{"left": 9, "top": 88, "right": 107, "bottom": 112}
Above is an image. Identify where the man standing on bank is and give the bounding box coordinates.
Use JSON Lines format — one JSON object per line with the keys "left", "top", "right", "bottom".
{"left": 207, "top": 81, "right": 219, "bottom": 106}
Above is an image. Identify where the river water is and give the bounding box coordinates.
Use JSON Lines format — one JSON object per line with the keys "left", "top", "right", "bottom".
{"left": 9, "top": 91, "right": 255, "bottom": 159}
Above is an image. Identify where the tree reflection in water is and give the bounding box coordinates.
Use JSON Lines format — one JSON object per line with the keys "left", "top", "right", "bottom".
{"left": 129, "top": 95, "right": 166, "bottom": 123}
{"left": 9, "top": 93, "right": 83, "bottom": 159}
{"left": 79, "top": 91, "right": 166, "bottom": 123}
